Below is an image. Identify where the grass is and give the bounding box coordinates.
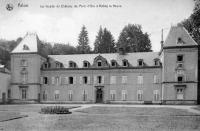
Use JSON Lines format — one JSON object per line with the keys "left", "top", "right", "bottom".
{"left": 0, "top": 105, "right": 200, "bottom": 131}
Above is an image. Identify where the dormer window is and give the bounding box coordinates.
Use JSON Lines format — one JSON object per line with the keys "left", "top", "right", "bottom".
{"left": 111, "top": 60, "right": 117, "bottom": 67}
{"left": 69, "top": 61, "right": 76, "bottom": 68}
{"left": 83, "top": 61, "right": 90, "bottom": 68}
{"left": 56, "top": 63, "right": 60, "bottom": 68}
{"left": 177, "top": 37, "right": 184, "bottom": 45}
{"left": 154, "top": 59, "right": 160, "bottom": 66}
{"left": 23, "top": 44, "right": 30, "bottom": 50}
{"left": 138, "top": 59, "right": 144, "bottom": 66}
{"left": 177, "top": 76, "right": 184, "bottom": 82}
{"left": 97, "top": 60, "right": 102, "bottom": 67}
{"left": 122, "top": 59, "right": 128, "bottom": 67}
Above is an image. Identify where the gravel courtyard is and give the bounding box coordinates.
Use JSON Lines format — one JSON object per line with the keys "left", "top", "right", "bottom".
{"left": 0, "top": 104, "right": 200, "bottom": 131}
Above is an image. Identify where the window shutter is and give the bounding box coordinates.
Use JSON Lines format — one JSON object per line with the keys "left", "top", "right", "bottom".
{"left": 59, "top": 77, "right": 62, "bottom": 85}
{"left": 102, "top": 76, "right": 104, "bottom": 84}
{"left": 52, "top": 77, "right": 55, "bottom": 85}
{"left": 80, "top": 76, "right": 83, "bottom": 84}
{"left": 94, "top": 76, "right": 97, "bottom": 84}
{"left": 88, "top": 76, "right": 90, "bottom": 84}
{"left": 154, "top": 75, "right": 157, "bottom": 83}
{"left": 141, "top": 76, "right": 143, "bottom": 84}
{"left": 74, "top": 76, "right": 76, "bottom": 84}
{"left": 65, "top": 77, "right": 68, "bottom": 84}
{"left": 40, "top": 77, "right": 43, "bottom": 84}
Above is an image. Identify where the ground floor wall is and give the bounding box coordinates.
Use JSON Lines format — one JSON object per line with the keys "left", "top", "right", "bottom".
{"left": 10, "top": 84, "right": 40, "bottom": 101}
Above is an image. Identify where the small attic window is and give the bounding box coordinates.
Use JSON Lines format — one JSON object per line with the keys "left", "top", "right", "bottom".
{"left": 138, "top": 59, "right": 144, "bottom": 66}
{"left": 97, "top": 60, "right": 102, "bottom": 67}
{"left": 154, "top": 59, "right": 160, "bottom": 66}
{"left": 122, "top": 59, "right": 128, "bottom": 67}
{"left": 23, "top": 44, "right": 30, "bottom": 50}
{"left": 83, "top": 61, "right": 90, "bottom": 68}
{"left": 177, "top": 37, "right": 184, "bottom": 45}
{"left": 111, "top": 60, "right": 117, "bottom": 67}
{"left": 69, "top": 61, "right": 76, "bottom": 68}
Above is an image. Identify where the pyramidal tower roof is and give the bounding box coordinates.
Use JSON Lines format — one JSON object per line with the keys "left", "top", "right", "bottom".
{"left": 163, "top": 25, "right": 198, "bottom": 48}
{"left": 12, "top": 33, "right": 40, "bottom": 54}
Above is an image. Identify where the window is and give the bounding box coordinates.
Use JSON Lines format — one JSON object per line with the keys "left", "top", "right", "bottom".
{"left": 97, "top": 76, "right": 102, "bottom": 84}
{"left": 69, "top": 61, "right": 76, "bottom": 68}
{"left": 110, "top": 90, "right": 116, "bottom": 101}
{"left": 55, "top": 77, "right": 60, "bottom": 85}
{"left": 122, "top": 60, "right": 128, "bottom": 67}
{"left": 21, "top": 68, "right": 28, "bottom": 84}
{"left": 137, "top": 75, "right": 143, "bottom": 84}
{"left": 43, "top": 77, "right": 48, "bottom": 84}
{"left": 111, "top": 60, "right": 117, "bottom": 67}
{"left": 52, "top": 77, "right": 55, "bottom": 85}
{"left": 153, "top": 90, "right": 159, "bottom": 101}
{"left": 83, "top": 61, "right": 90, "bottom": 68}
{"left": 69, "top": 90, "right": 73, "bottom": 101}
{"left": 153, "top": 75, "right": 158, "bottom": 83}
{"left": 177, "top": 63, "right": 184, "bottom": 69}
{"left": 61, "top": 77, "right": 68, "bottom": 85}
{"left": 21, "top": 89, "right": 27, "bottom": 99}
{"left": 122, "top": 76, "right": 128, "bottom": 84}
{"left": 97, "top": 60, "right": 102, "bottom": 67}
{"left": 69, "top": 77, "right": 74, "bottom": 84}
{"left": 122, "top": 90, "right": 127, "bottom": 101}
{"left": 21, "top": 59, "right": 28, "bottom": 67}
{"left": 154, "top": 59, "right": 160, "bottom": 66}
{"left": 43, "top": 91, "right": 47, "bottom": 100}
{"left": 176, "top": 88, "right": 184, "bottom": 100}
{"left": 83, "top": 90, "right": 87, "bottom": 101}
{"left": 137, "top": 90, "right": 143, "bottom": 101}
{"left": 177, "top": 37, "right": 184, "bottom": 44}
{"left": 177, "top": 76, "right": 183, "bottom": 82}
{"left": 177, "top": 55, "right": 183, "bottom": 62}
{"left": 56, "top": 63, "right": 60, "bottom": 68}
{"left": 110, "top": 76, "right": 116, "bottom": 84}
{"left": 83, "top": 76, "right": 88, "bottom": 84}
{"left": 54, "top": 90, "right": 59, "bottom": 100}
{"left": 138, "top": 59, "right": 144, "bottom": 66}
{"left": 23, "top": 44, "right": 30, "bottom": 50}
{"left": 44, "top": 63, "right": 49, "bottom": 69}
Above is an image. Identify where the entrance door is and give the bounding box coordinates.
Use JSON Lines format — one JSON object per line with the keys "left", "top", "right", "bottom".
{"left": 96, "top": 88, "right": 103, "bottom": 103}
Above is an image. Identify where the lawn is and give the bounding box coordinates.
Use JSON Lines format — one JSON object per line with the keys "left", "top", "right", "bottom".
{"left": 0, "top": 105, "right": 200, "bottom": 131}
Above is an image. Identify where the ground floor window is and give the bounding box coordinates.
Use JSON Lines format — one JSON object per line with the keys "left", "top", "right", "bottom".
{"left": 153, "top": 90, "right": 159, "bottom": 101}
{"left": 83, "top": 90, "right": 87, "bottom": 101}
{"left": 122, "top": 90, "right": 127, "bottom": 101}
{"left": 176, "top": 88, "right": 184, "bottom": 100}
{"left": 54, "top": 90, "right": 60, "bottom": 100}
{"left": 110, "top": 90, "right": 116, "bottom": 101}
{"left": 22, "top": 89, "right": 27, "bottom": 100}
{"left": 69, "top": 90, "right": 73, "bottom": 101}
{"left": 137, "top": 90, "right": 143, "bottom": 101}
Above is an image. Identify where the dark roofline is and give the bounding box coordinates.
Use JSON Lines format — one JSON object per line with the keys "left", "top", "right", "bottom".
{"left": 163, "top": 45, "right": 198, "bottom": 49}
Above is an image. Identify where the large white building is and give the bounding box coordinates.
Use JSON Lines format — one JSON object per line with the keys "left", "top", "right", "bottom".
{"left": 8, "top": 25, "right": 199, "bottom": 104}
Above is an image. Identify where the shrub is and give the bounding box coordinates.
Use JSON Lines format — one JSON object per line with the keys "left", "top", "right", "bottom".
{"left": 41, "top": 106, "right": 72, "bottom": 114}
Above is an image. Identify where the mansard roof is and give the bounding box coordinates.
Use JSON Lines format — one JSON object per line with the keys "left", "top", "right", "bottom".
{"left": 48, "top": 52, "right": 159, "bottom": 68}
{"left": 163, "top": 25, "right": 198, "bottom": 48}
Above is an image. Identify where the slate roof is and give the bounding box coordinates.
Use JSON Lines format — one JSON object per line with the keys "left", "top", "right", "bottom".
{"left": 164, "top": 25, "right": 198, "bottom": 47}
{"left": 49, "top": 52, "right": 160, "bottom": 68}
{"left": 12, "top": 33, "right": 39, "bottom": 53}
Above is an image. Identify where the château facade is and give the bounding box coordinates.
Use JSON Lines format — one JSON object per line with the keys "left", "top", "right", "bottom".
{"left": 9, "top": 25, "right": 199, "bottom": 104}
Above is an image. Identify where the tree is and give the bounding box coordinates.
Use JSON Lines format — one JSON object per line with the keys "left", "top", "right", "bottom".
{"left": 117, "top": 24, "right": 152, "bottom": 53}
{"left": 77, "top": 25, "right": 91, "bottom": 54}
{"left": 94, "top": 26, "right": 104, "bottom": 53}
{"left": 94, "top": 27, "right": 116, "bottom": 53}
{"left": 180, "top": 0, "right": 200, "bottom": 44}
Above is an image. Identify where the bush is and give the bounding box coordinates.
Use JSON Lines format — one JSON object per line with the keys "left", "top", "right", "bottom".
{"left": 41, "top": 106, "right": 72, "bottom": 114}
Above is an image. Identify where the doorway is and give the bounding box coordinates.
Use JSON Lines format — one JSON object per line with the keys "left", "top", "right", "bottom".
{"left": 96, "top": 88, "right": 103, "bottom": 103}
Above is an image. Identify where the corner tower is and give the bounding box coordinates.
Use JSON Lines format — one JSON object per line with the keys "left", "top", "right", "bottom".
{"left": 10, "top": 33, "right": 46, "bottom": 103}
{"left": 160, "top": 25, "right": 198, "bottom": 104}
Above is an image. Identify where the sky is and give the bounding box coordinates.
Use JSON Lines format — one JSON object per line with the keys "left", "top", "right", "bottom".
{"left": 0, "top": 0, "right": 195, "bottom": 51}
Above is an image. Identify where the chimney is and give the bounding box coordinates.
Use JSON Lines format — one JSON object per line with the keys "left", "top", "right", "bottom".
{"left": 118, "top": 47, "right": 125, "bottom": 55}
{"left": 161, "top": 29, "right": 164, "bottom": 49}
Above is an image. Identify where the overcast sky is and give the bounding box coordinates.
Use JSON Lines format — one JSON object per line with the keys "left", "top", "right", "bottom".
{"left": 0, "top": 0, "right": 194, "bottom": 51}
